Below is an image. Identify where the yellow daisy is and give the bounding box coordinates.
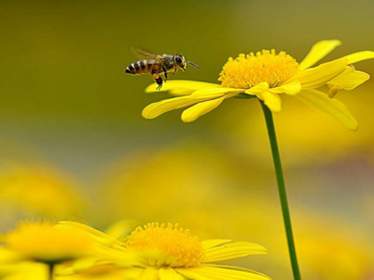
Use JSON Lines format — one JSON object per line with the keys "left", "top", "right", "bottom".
{"left": 60, "top": 222, "right": 270, "bottom": 280}
{"left": 142, "top": 40, "right": 374, "bottom": 130}
{"left": 2, "top": 221, "right": 93, "bottom": 265}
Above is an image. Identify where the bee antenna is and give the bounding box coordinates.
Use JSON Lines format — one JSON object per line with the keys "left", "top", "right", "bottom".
{"left": 187, "top": 61, "right": 200, "bottom": 69}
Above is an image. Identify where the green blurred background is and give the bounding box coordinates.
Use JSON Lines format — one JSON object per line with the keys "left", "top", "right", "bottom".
{"left": 1, "top": 0, "right": 374, "bottom": 279}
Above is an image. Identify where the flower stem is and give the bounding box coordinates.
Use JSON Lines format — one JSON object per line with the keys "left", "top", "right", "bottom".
{"left": 260, "top": 101, "right": 302, "bottom": 280}
{"left": 48, "top": 263, "right": 54, "bottom": 280}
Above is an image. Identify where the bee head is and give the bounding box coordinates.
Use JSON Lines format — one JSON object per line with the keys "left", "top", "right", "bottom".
{"left": 174, "top": 54, "right": 187, "bottom": 71}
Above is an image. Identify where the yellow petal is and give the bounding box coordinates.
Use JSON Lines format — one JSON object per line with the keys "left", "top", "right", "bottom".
{"left": 341, "top": 51, "right": 374, "bottom": 65}
{"left": 202, "top": 239, "right": 233, "bottom": 250}
{"left": 178, "top": 266, "right": 269, "bottom": 280}
{"left": 257, "top": 91, "right": 282, "bottom": 112}
{"left": 142, "top": 88, "right": 241, "bottom": 119}
{"left": 104, "top": 220, "right": 136, "bottom": 240}
{"left": 295, "top": 89, "right": 358, "bottom": 130}
{"left": 204, "top": 241, "right": 267, "bottom": 263}
{"left": 72, "top": 257, "right": 100, "bottom": 273}
{"left": 206, "top": 264, "right": 270, "bottom": 277}
{"left": 299, "top": 40, "right": 342, "bottom": 70}
{"left": 139, "top": 267, "right": 159, "bottom": 280}
{"left": 176, "top": 269, "right": 212, "bottom": 280}
{"left": 159, "top": 268, "right": 185, "bottom": 280}
{"left": 182, "top": 97, "right": 225, "bottom": 122}
{"left": 291, "top": 59, "right": 347, "bottom": 89}
{"left": 270, "top": 80, "right": 301, "bottom": 95}
{"left": 204, "top": 265, "right": 271, "bottom": 280}
{"left": 94, "top": 245, "right": 135, "bottom": 266}
{"left": 191, "top": 87, "right": 244, "bottom": 97}
{"left": 58, "top": 221, "right": 123, "bottom": 249}
{"left": 243, "top": 82, "right": 269, "bottom": 95}
{"left": 56, "top": 258, "right": 113, "bottom": 276}
{"left": 327, "top": 67, "right": 370, "bottom": 97}
{"left": 145, "top": 80, "right": 219, "bottom": 95}
{"left": 142, "top": 96, "right": 204, "bottom": 119}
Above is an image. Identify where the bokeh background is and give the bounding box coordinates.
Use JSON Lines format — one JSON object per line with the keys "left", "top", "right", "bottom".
{"left": 1, "top": 0, "right": 374, "bottom": 279}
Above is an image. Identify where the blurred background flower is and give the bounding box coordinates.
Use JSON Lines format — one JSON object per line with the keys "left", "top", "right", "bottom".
{"left": 0, "top": 159, "right": 86, "bottom": 228}
{"left": 0, "top": 0, "right": 373, "bottom": 279}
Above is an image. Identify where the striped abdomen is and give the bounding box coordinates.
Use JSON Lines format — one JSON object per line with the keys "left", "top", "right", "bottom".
{"left": 125, "top": 59, "right": 161, "bottom": 75}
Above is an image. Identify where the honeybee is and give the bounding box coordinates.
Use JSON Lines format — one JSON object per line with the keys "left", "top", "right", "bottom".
{"left": 125, "top": 48, "right": 200, "bottom": 90}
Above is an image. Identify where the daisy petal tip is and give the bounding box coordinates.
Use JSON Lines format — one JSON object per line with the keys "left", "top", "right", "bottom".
{"left": 181, "top": 117, "right": 194, "bottom": 123}
{"left": 347, "top": 120, "right": 358, "bottom": 131}
{"left": 296, "top": 89, "right": 359, "bottom": 131}
{"left": 181, "top": 112, "right": 201, "bottom": 123}
{"left": 141, "top": 107, "right": 156, "bottom": 119}
{"left": 142, "top": 114, "right": 156, "bottom": 120}
{"left": 330, "top": 39, "right": 342, "bottom": 46}
{"left": 181, "top": 111, "right": 195, "bottom": 123}
{"left": 317, "top": 39, "right": 342, "bottom": 48}
{"left": 344, "top": 51, "right": 374, "bottom": 65}
{"left": 181, "top": 97, "right": 225, "bottom": 122}
{"left": 142, "top": 114, "right": 152, "bottom": 120}
{"left": 259, "top": 244, "right": 268, "bottom": 252}
{"left": 299, "top": 40, "right": 343, "bottom": 70}
{"left": 252, "top": 244, "right": 267, "bottom": 255}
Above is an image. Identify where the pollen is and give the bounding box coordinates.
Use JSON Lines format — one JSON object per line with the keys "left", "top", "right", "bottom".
{"left": 125, "top": 223, "right": 205, "bottom": 268}
{"left": 219, "top": 50, "right": 299, "bottom": 89}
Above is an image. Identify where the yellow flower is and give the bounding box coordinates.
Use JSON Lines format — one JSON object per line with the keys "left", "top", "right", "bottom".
{"left": 142, "top": 40, "right": 374, "bottom": 130}
{"left": 0, "top": 161, "right": 85, "bottom": 219}
{"left": 61, "top": 222, "right": 270, "bottom": 280}
{"left": 2, "top": 221, "right": 93, "bottom": 265}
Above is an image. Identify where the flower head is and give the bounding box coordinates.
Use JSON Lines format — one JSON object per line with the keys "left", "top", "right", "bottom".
{"left": 3, "top": 221, "right": 93, "bottom": 264}
{"left": 219, "top": 50, "right": 299, "bottom": 88}
{"left": 142, "top": 40, "right": 374, "bottom": 130}
{"left": 125, "top": 223, "right": 204, "bottom": 268}
{"left": 60, "top": 221, "right": 269, "bottom": 280}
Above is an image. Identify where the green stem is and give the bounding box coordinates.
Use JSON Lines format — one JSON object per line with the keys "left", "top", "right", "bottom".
{"left": 260, "top": 101, "right": 302, "bottom": 280}
{"left": 48, "top": 263, "right": 54, "bottom": 280}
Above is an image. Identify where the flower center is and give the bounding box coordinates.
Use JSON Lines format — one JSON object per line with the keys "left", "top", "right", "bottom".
{"left": 219, "top": 50, "right": 299, "bottom": 89}
{"left": 125, "top": 223, "right": 204, "bottom": 268}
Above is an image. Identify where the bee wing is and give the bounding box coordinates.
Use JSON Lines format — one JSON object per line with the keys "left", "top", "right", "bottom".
{"left": 131, "top": 47, "right": 160, "bottom": 59}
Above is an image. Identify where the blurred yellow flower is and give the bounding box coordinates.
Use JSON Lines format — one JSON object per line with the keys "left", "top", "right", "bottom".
{"left": 142, "top": 40, "right": 374, "bottom": 130}
{"left": 0, "top": 162, "right": 85, "bottom": 220}
{"left": 62, "top": 222, "right": 270, "bottom": 280}
{"left": 3, "top": 221, "right": 93, "bottom": 265}
{"left": 95, "top": 146, "right": 374, "bottom": 280}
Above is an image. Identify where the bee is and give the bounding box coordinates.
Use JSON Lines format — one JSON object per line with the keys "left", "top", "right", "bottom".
{"left": 125, "top": 48, "right": 200, "bottom": 90}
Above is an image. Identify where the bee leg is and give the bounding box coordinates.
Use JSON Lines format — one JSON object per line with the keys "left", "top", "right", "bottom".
{"left": 152, "top": 73, "right": 163, "bottom": 90}
{"left": 164, "top": 72, "right": 168, "bottom": 83}
{"left": 163, "top": 69, "right": 168, "bottom": 82}
{"left": 156, "top": 77, "right": 163, "bottom": 90}
{"left": 173, "top": 68, "right": 177, "bottom": 74}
